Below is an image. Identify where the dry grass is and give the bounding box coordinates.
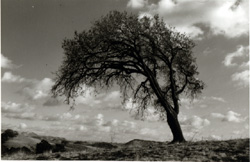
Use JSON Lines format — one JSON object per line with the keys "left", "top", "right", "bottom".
{"left": 2, "top": 138, "right": 249, "bottom": 161}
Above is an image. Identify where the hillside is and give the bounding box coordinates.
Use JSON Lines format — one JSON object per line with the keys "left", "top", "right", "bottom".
{"left": 1, "top": 129, "right": 249, "bottom": 161}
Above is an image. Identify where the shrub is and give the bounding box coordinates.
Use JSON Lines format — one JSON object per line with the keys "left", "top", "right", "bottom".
{"left": 1, "top": 129, "right": 19, "bottom": 143}
{"left": 36, "top": 140, "right": 52, "bottom": 154}
{"left": 52, "top": 143, "right": 66, "bottom": 153}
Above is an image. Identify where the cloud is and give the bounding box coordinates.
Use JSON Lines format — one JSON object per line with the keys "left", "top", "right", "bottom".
{"left": 2, "top": 105, "right": 82, "bottom": 122}
{"left": 20, "top": 77, "right": 54, "bottom": 101}
{"left": 127, "top": 0, "right": 148, "bottom": 8}
{"left": 211, "top": 112, "right": 225, "bottom": 119}
{"left": 240, "top": 60, "right": 250, "bottom": 69}
{"left": 210, "top": 97, "right": 226, "bottom": 103}
{"left": 180, "top": 96, "right": 226, "bottom": 109}
{"left": 123, "top": 98, "right": 163, "bottom": 121}
{"left": 78, "top": 125, "right": 87, "bottom": 131}
{"left": 3, "top": 110, "right": 44, "bottom": 121}
{"left": 3, "top": 72, "right": 123, "bottom": 110}
{"left": 224, "top": 111, "right": 246, "bottom": 123}
{"left": 1, "top": 54, "right": 19, "bottom": 69}
{"left": 208, "top": 0, "right": 248, "bottom": 37}
{"left": 6, "top": 112, "right": 38, "bottom": 121}
{"left": 2, "top": 101, "right": 67, "bottom": 121}
{"left": 44, "top": 112, "right": 83, "bottom": 122}
{"left": 1, "top": 72, "right": 61, "bottom": 105}
{"left": 188, "top": 116, "right": 210, "bottom": 129}
{"left": 231, "top": 70, "right": 249, "bottom": 87}
{"left": 2, "top": 72, "right": 27, "bottom": 83}
{"left": 179, "top": 113, "right": 210, "bottom": 129}
{"left": 129, "top": 0, "right": 249, "bottom": 38}
{"left": 1, "top": 101, "right": 44, "bottom": 121}
{"left": 244, "top": 123, "right": 249, "bottom": 130}
{"left": 140, "top": 128, "right": 157, "bottom": 136}
{"left": 2, "top": 71, "right": 122, "bottom": 110}
{"left": 19, "top": 123, "right": 27, "bottom": 129}
{"left": 211, "top": 111, "right": 247, "bottom": 123}
{"left": 43, "top": 98, "right": 61, "bottom": 106}
{"left": 45, "top": 113, "right": 140, "bottom": 140}
{"left": 223, "top": 45, "right": 249, "bottom": 67}
{"left": 1, "top": 101, "right": 34, "bottom": 113}
{"left": 1, "top": 71, "right": 61, "bottom": 106}
{"left": 223, "top": 45, "right": 249, "bottom": 87}
{"left": 75, "top": 89, "right": 121, "bottom": 109}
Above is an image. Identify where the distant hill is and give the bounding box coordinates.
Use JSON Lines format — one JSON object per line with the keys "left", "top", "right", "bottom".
{"left": 4, "top": 133, "right": 40, "bottom": 152}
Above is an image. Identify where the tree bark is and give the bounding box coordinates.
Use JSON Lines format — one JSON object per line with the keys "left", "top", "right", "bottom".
{"left": 166, "top": 112, "right": 186, "bottom": 143}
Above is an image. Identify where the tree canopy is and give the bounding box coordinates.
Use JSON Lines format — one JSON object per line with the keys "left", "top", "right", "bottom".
{"left": 52, "top": 11, "right": 204, "bottom": 142}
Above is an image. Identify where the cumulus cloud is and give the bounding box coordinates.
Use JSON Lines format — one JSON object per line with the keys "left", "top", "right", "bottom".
{"left": 180, "top": 96, "right": 226, "bottom": 109}
{"left": 128, "top": 0, "right": 249, "bottom": 39}
{"left": 1, "top": 72, "right": 60, "bottom": 105}
{"left": 2, "top": 71, "right": 122, "bottom": 109}
{"left": 140, "top": 128, "right": 157, "bottom": 136}
{"left": 5, "top": 72, "right": 135, "bottom": 111}
{"left": 2, "top": 72, "right": 27, "bottom": 83}
{"left": 43, "top": 98, "right": 61, "bottom": 107}
{"left": 179, "top": 113, "right": 210, "bottom": 129}
{"left": 1, "top": 101, "right": 34, "bottom": 113}
{"left": 231, "top": 70, "right": 249, "bottom": 87}
{"left": 224, "top": 111, "right": 246, "bottom": 123}
{"left": 41, "top": 115, "right": 140, "bottom": 142}
{"left": 3, "top": 110, "right": 45, "bottom": 121}
{"left": 1, "top": 101, "right": 45, "bottom": 121}
{"left": 239, "top": 60, "right": 250, "bottom": 69}
{"left": 1, "top": 54, "right": 19, "bottom": 69}
{"left": 211, "top": 112, "right": 225, "bottom": 119}
{"left": 210, "top": 97, "right": 226, "bottom": 103}
{"left": 19, "top": 123, "right": 27, "bottom": 129}
{"left": 223, "top": 45, "right": 249, "bottom": 67}
{"left": 9, "top": 112, "right": 38, "bottom": 120}
{"left": 188, "top": 116, "right": 210, "bottom": 129}
{"left": 55, "top": 113, "right": 139, "bottom": 137}
{"left": 2, "top": 101, "right": 70, "bottom": 121}
{"left": 19, "top": 77, "right": 55, "bottom": 101}
{"left": 45, "top": 112, "right": 83, "bottom": 122}
{"left": 75, "top": 89, "right": 121, "bottom": 109}
{"left": 223, "top": 45, "right": 249, "bottom": 87}
{"left": 78, "top": 125, "right": 87, "bottom": 131}
{"left": 211, "top": 111, "right": 247, "bottom": 123}
{"left": 1, "top": 71, "right": 61, "bottom": 106}
{"left": 96, "top": 113, "right": 105, "bottom": 126}
{"left": 123, "top": 98, "right": 163, "bottom": 121}
{"left": 127, "top": 0, "right": 148, "bottom": 8}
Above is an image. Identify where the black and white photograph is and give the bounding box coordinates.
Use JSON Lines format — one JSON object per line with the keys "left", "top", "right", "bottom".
{"left": 1, "top": 0, "right": 249, "bottom": 161}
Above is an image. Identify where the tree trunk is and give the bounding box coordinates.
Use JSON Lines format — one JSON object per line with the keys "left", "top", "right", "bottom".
{"left": 149, "top": 78, "right": 186, "bottom": 143}
{"left": 167, "top": 112, "right": 186, "bottom": 143}
{"left": 143, "top": 66, "right": 186, "bottom": 143}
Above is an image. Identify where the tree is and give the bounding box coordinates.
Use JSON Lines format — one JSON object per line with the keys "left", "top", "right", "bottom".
{"left": 52, "top": 11, "right": 204, "bottom": 143}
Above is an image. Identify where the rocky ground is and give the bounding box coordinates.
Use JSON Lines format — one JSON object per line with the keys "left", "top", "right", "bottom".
{"left": 1, "top": 129, "right": 249, "bottom": 161}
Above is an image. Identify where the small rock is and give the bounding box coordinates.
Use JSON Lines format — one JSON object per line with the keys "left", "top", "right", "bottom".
{"left": 219, "top": 152, "right": 227, "bottom": 158}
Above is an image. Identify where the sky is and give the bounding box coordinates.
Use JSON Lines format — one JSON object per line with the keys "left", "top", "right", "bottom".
{"left": 1, "top": 0, "right": 249, "bottom": 142}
